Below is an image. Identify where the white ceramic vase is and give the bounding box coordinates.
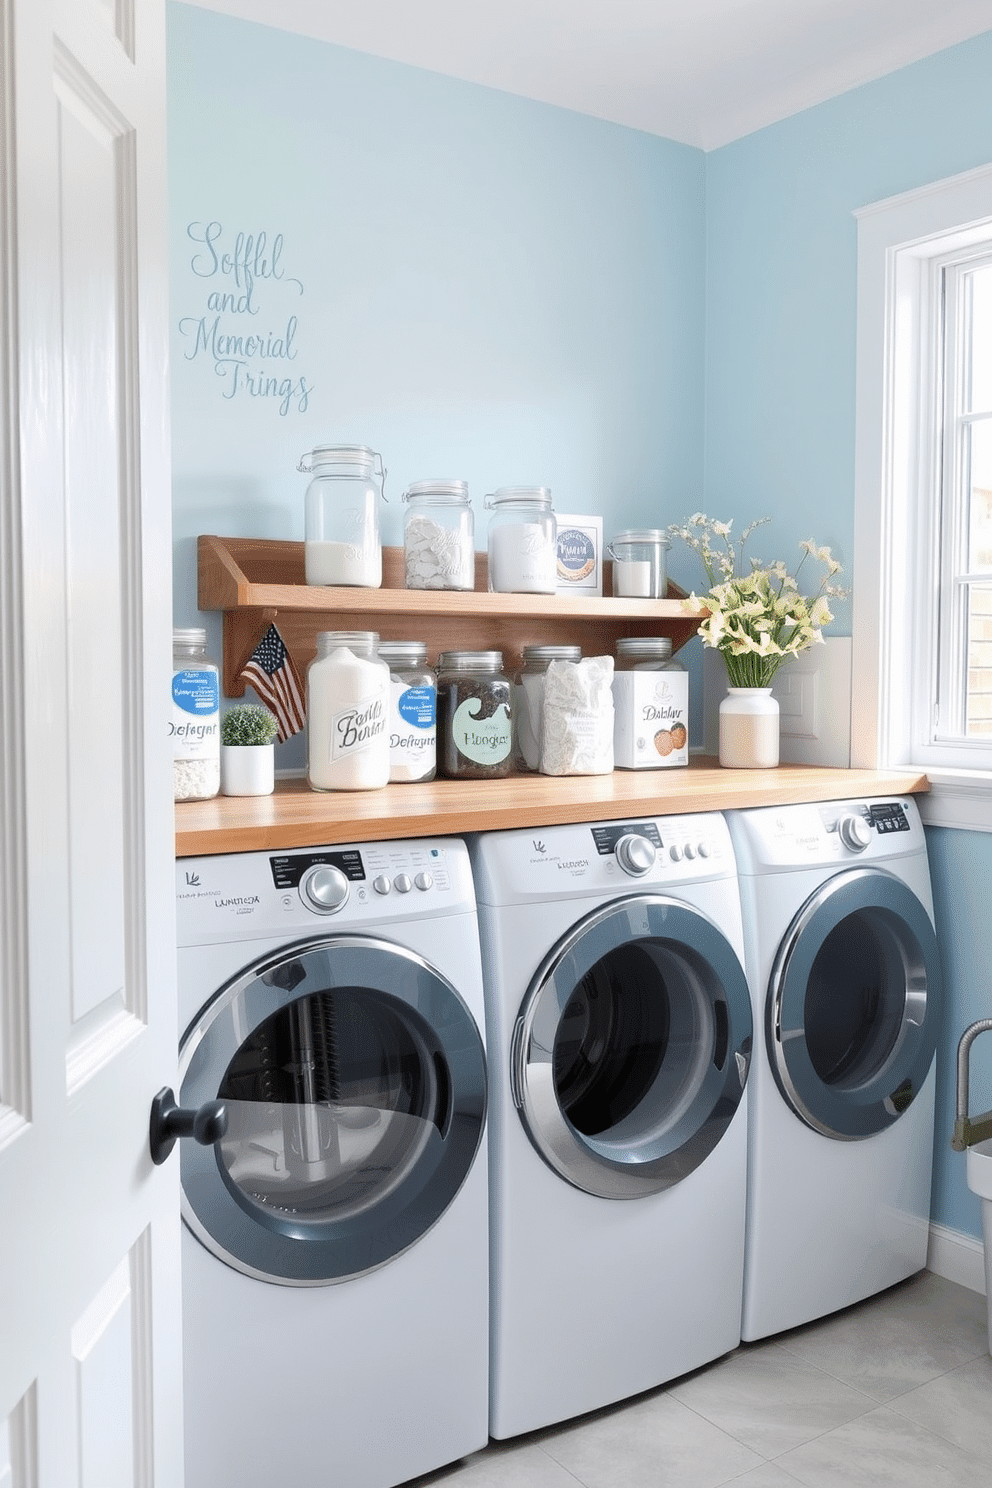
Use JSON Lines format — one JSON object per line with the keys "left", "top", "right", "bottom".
{"left": 220, "top": 743, "right": 275, "bottom": 796}
{"left": 718, "top": 687, "right": 780, "bottom": 769}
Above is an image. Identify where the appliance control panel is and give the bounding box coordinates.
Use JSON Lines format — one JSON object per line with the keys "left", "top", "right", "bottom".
{"left": 471, "top": 814, "right": 735, "bottom": 905}
{"left": 867, "top": 801, "right": 911, "bottom": 833}
{"left": 176, "top": 838, "right": 472, "bottom": 946}
{"left": 591, "top": 822, "right": 663, "bottom": 855}
{"left": 728, "top": 798, "right": 923, "bottom": 874}
{"left": 270, "top": 850, "right": 366, "bottom": 888}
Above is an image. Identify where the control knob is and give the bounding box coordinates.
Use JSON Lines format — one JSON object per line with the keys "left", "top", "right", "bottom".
{"left": 615, "top": 833, "right": 657, "bottom": 877}
{"left": 838, "top": 814, "right": 873, "bottom": 853}
{"left": 300, "top": 864, "right": 350, "bottom": 913}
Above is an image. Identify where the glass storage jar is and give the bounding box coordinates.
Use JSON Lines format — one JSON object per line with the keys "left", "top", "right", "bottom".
{"left": 172, "top": 627, "right": 220, "bottom": 801}
{"left": 607, "top": 530, "right": 670, "bottom": 598}
{"left": 513, "top": 644, "right": 581, "bottom": 772}
{"left": 300, "top": 444, "right": 386, "bottom": 588}
{"left": 613, "top": 636, "right": 688, "bottom": 769}
{"left": 377, "top": 641, "right": 437, "bottom": 783}
{"left": 307, "top": 631, "right": 390, "bottom": 791}
{"left": 402, "top": 480, "right": 475, "bottom": 591}
{"left": 436, "top": 651, "right": 513, "bottom": 779}
{"left": 484, "top": 487, "right": 557, "bottom": 594}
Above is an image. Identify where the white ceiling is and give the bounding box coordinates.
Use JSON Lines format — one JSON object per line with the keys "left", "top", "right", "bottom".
{"left": 191, "top": 0, "right": 992, "bottom": 149}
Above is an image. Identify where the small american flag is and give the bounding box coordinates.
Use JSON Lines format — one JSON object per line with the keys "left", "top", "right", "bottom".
{"left": 238, "top": 623, "right": 306, "bottom": 741}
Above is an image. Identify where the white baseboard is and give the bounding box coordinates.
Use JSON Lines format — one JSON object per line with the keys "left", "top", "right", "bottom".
{"left": 927, "top": 1221, "right": 988, "bottom": 1295}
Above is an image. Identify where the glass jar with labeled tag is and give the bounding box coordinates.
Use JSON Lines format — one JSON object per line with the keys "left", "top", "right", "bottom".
{"left": 436, "top": 651, "right": 513, "bottom": 779}
{"left": 172, "top": 628, "right": 220, "bottom": 801}
{"left": 402, "top": 480, "right": 475, "bottom": 591}
{"left": 377, "top": 641, "right": 437, "bottom": 782}
{"left": 513, "top": 644, "right": 581, "bottom": 772}
{"left": 484, "top": 487, "right": 557, "bottom": 594}
{"left": 613, "top": 636, "right": 688, "bottom": 768}
{"left": 300, "top": 444, "right": 386, "bottom": 588}
{"left": 307, "top": 631, "right": 390, "bottom": 791}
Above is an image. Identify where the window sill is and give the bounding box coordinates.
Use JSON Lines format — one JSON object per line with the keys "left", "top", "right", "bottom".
{"left": 917, "top": 769, "right": 992, "bottom": 832}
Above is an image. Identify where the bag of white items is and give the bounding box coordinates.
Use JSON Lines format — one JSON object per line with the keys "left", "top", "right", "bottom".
{"left": 540, "top": 656, "right": 614, "bottom": 776}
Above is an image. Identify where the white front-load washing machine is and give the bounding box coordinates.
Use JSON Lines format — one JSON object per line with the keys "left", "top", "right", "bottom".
{"left": 727, "top": 798, "right": 942, "bottom": 1341}
{"left": 471, "top": 813, "right": 752, "bottom": 1439}
{"left": 174, "top": 837, "right": 488, "bottom": 1488}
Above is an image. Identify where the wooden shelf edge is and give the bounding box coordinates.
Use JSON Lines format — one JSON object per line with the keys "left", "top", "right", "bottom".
{"left": 197, "top": 532, "right": 708, "bottom": 697}
{"left": 198, "top": 534, "right": 701, "bottom": 620}
{"left": 175, "top": 763, "right": 931, "bottom": 858}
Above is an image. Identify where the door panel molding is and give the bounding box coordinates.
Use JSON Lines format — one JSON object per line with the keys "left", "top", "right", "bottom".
{"left": 0, "top": 0, "right": 30, "bottom": 1137}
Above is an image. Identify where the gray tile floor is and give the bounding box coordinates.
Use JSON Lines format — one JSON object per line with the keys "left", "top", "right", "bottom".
{"left": 406, "top": 1272, "right": 991, "bottom": 1488}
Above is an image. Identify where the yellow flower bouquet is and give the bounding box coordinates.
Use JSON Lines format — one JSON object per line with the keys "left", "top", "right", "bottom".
{"left": 667, "top": 514, "right": 847, "bottom": 689}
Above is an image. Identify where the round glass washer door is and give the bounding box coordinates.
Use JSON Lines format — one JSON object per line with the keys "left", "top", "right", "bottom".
{"left": 178, "top": 935, "right": 487, "bottom": 1286}
{"left": 512, "top": 895, "right": 753, "bottom": 1199}
{"left": 767, "top": 868, "right": 941, "bottom": 1140}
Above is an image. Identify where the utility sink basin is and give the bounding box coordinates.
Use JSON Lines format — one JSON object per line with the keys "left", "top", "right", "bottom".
{"left": 967, "top": 1138, "right": 992, "bottom": 1353}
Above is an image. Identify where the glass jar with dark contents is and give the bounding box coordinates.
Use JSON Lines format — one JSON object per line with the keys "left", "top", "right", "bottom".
{"left": 436, "top": 650, "right": 513, "bottom": 779}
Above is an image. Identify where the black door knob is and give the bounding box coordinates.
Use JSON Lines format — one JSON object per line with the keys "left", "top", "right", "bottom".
{"left": 149, "top": 1085, "right": 228, "bottom": 1166}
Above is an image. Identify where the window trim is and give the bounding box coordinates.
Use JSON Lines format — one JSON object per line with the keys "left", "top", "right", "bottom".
{"left": 853, "top": 161, "right": 992, "bottom": 831}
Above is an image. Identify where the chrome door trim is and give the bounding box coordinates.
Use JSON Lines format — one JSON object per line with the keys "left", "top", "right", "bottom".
{"left": 767, "top": 868, "right": 940, "bottom": 1140}
{"left": 178, "top": 934, "right": 486, "bottom": 1286}
{"left": 513, "top": 894, "right": 752, "bottom": 1199}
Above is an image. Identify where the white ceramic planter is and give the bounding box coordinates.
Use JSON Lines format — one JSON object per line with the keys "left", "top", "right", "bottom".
{"left": 718, "top": 687, "right": 780, "bottom": 769}
{"left": 220, "top": 743, "right": 275, "bottom": 796}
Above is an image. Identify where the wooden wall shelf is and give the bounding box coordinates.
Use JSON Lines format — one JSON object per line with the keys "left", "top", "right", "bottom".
{"left": 198, "top": 534, "right": 706, "bottom": 696}
{"left": 175, "top": 762, "right": 930, "bottom": 858}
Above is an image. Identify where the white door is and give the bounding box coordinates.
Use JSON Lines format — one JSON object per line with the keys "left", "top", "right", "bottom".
{"left": 0, "top": 0, "right": 181, "bottom": 1482}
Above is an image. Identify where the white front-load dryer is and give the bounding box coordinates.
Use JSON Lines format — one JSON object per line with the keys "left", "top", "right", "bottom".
{"left": 727, "top": 798, "right": 942, "bottom": 1341}
{"left": 175, "top": 837, "right": 488, "bottom": 1488}
{"left": 471, "top": 813, "right": 752, "bottom": 1439}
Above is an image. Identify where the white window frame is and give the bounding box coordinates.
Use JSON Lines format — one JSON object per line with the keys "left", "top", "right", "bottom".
{"left": 853, "top": 161, "right": 992, "bottom": 831}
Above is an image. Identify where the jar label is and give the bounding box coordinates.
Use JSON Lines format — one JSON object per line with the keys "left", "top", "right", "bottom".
{"left": 332, "top": 691, "right": 386, "bottom": 760}
{"left": 171, "top": 669, "right": 219, "bottom": 761}
{"left": 172, "top": 669, "right": 219, "bottom": 715}
{"left": 396, "top": 685, "right": 436, "bottom": 729}
{"left": 452, "top": 696, "right": 512, "bottom": 766}
{"left": 556, "top": 528, "right": 596, "bottom": 583}
{"left": 389, "top": 683, "right": 436, "bottom": 781}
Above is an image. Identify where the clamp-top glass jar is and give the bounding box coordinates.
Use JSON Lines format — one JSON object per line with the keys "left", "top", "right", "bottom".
{"left": 402, "top": 480, "right": 475, "bottom": 591}
{"left": 300, "top": 444, "right": 386, "bottom": 588}
{"left": 484, "top": 487, "right": 557, "bottom": 594}
{"left": 607, "top": 530, "right": 670, "bottom": 598}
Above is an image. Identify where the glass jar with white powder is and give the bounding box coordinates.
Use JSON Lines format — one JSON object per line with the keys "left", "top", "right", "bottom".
{"left": 307, "top": 631, "right": 390, "bottom": 791}
{"left": 172, "top": 628, "right": 220, "bottom": 801}
{"left": 484, "top": 487, "right": 557, "bottom": 594}
{"left": 402, "top": 481, "right": 475, "bottom": 590}
{"left": 377, "top": 641, "right": 437, "bottom": 782}
{"left": 301, "top": 445, "right": 386, "bottom": 588}
{"left": 607, "top": 530, "right": 670, "bottom": 598}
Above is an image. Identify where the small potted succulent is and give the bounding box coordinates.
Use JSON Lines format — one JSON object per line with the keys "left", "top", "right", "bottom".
{"left": 220, "top": 703, "right": 279, "bottom": 796}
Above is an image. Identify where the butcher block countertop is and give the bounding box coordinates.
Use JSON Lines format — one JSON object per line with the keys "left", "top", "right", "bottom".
{"left": 174, "top": 760, "right": 929, "bottom": 858}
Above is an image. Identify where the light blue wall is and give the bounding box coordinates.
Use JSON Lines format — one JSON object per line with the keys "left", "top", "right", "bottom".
{"left": 702, "top": 30, "right": 992, "bottom": 624}
{"left": 704, "top": 34, "right": 992, "bottom": 1242}
{"left": 167, "top": 0, "right": 706, "bottom": 767}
